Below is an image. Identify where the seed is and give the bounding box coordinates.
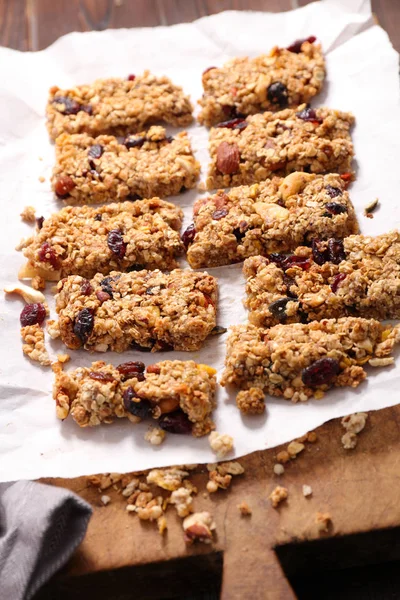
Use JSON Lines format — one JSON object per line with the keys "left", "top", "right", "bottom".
{"left": 210, "top": 326, "right": 227, "bottom": 336}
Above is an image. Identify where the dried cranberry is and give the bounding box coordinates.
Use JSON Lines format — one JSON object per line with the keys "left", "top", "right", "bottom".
{"left": 36, "top": 216, "right": 44, "bottom": 230}
{"left": 328, "top": 239, "right": 346, "bottom": 264}
{"left": 158, "top": 410, "right": 192, "bottom": 434}
{"left": 38, "top": 242, "right": 59, "bottom": 269}
{"left": 283, "top": 274, "right": 297, "bottom": 298}
{"left": 157, "top": 341, "right": 174, "bottom": 352}
{"left": 269, "top": 253, "right": 311, "bottom": 271}
{"left": 331, "top": 273, "right": 347, "bottom": 293}
{"left": 296, "top": 107, "right": 323, "bottom": 124}
{"left": 80, "top": 280, "right": 93, "bottom": 296}
{"left": 340, "top": 173, "right": 352, "bottom": 183}
{"left": 127, "top": 74, "right": 136, "bottom": 81}
{"left": 302, "top": 357, "right": 340, "bottom": 388}
{"left": 53, "top": 96, "right": 81, "bottom": 115}
{"left": 126, "top": 264, "right": 144, "bottom": 272}
{"left": 165, "top": 135, "right": 174, "bottom": 143}
{"left": 73, "top": 308, "right": 94, "bottom": 344}
{"left": 55, "top": 175, "right": 75, "bottom": 199}
{"left": 94, "top": 213, "right": 102, "bottom": 221}
{"left": 107, "top": 229, "right": 127, "bottom": 259}
{"left": 117, "top": 361, "right": 145, "bottom": 381}
{"left": 268, "top": 297, "right": 292, "bottom": 322}
{"left": 181, "top": 224, "right": 196, "bottom": 249}
{"left": 311, "top": 239, "right": 330, "bottom": 265}
{"left": 124, "top": 135, "right": 145, "bottom": 149}
{"left": 287, "top": 35, "right": 316, "bottom": 53}
{"left": 88, "top": 144, "right": 103, "bottom": 159}
{"left": 131, "top": 340, "right": 153, "bottom": 352}
{"left": 325, "top": 185, "right": 342, "bottom": 198}
{"left": 212, "top": 208, "right": 228, "bottom": 220}
{"left": 82, "top": 104, "right": 93, "bottom": 115}
{"left": 123, "top": 387, "right": 152, "bottom": 418}
{"left": 96, "top": 290, "right": 111, "bottom": 303}
{"left": 126, "top": 193, "right": 142, "bottom": 201}
{"left": 221, "top": 105, "right": 245, "bottom": 119}
{"left": 20, "top": 303, "right": 46, "bottom": 327}
{"left": 267, "top": 82, "right": 288, "bottom": 108}
{"left": 216, "top": 118, "right": 248, "bottom": 131}
{"left": 100, "top": 276, "right": 115, "bottom": 297}
{"left": 325, "top": 202, "right": 347, "bottom": 215}
{"left": 233, "top": 222, "right": 248, "bottom": 242}
{"left": 88, "top": 371, "right": 115, "bottom": 382}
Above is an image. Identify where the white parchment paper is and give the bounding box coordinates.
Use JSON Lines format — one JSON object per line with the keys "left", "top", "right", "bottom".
{"left": 1, "top": 0, "right": 399, "bottom": 482}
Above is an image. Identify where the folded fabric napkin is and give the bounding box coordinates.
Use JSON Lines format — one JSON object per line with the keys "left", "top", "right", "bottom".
{"left": 0, "top": 480, "right": 92, "bottom": 600}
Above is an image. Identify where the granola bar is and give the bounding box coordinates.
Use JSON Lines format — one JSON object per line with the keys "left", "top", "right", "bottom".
{"left": 186, "top": 173, "right": 358, "bottom": 269}
{"left": 221, "top": 318, "right": 400, "bottom": 403}
{"left": 244, "top": 231, "right": 400, "bottom": 327}
{"left": 54, "top": 269, "right": 217, "bottom": 352}
{"left": 206, "top": 105, "right": 354, "bottom": 190}
{"left": 46, "top": 72, "right": 193, "bottom": 141}
{"left": 52, "top": 127, "right": 200, "bottom": 204}
{"left": 198, "top": 38, "right": 325, "bottom": 126}
{"left": 20, "top": 198, "right": 184, "bottom": 281}
{"left": 53, "top": 359, "right": 216, "bottom": 436}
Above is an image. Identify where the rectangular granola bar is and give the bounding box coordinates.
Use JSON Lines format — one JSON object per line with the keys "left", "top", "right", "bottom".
{"left": 52, "top": 126, "right": 200, "bottom": 204}
{"left": 47, "top": 72, "right": 193, "bottom": 141}
{"left": 206, "top": 105, "right": 354, "bottom": 190}
{"left": 54, "top": 359, "right": 216, "bottom": 437}
{"left": 198, "top": 38, "right": 325, "bottom": 126}
{"left": 20, "top": 198, "right": 184, "bottom": 281}
{"left": 244, "top": 231, "right": 400, "bottom": 328}
{"left": 53, "top": 269, "right": 217, "bottom": 352}
{"left": 221, "top": 319, "right": 400, "bottom": 403}
{"left": 186, "top": 173, "right": 358, "bottom": 269}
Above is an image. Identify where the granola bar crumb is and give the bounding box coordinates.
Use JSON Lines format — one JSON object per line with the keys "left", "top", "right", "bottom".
{"left": 209, "top": 431, "right": 234, "bottom": 457}
{"left": 287, "top": 441, "right": 305, "bottom": 458}
{"left": 183, "top": 512, "right": 216, "bottom": 544}
{"left": 341, "top": 413, "right": 368, "bottom": 434}
{"left": 341, "top": 431, "right": 358, "bottom": 450}
{"left": 206, "top": 480, "right": 219, "bottom": 494}
{"left": 269, "top": 485, "right": 288, "bottom": 508}
{"left": 276, "top": 450, "right": 291, "bottom": 464}
{"left": 236, "top": 387, "right": 265, "bottom": 414}
{"left": 57, "top": 353, "right": 70, "bottom": 364}
{"left": 21, "top": 324, "right": 51, "bottom": 366}
{"left": 157, "top": 515, "right": 167, "bottom": 535}
{"left": 39, "top": 176, "right": 45, "bottom": 183}
{"left": 31, "top": 276, "right": 46, "bottom": 291}
{"left": 273, "top": 463, "right": 285, "bottom": 476}
{"left": 126, "top": 504, "right": 136, "bottom": 513}
{"left": 170, "top": 487, "right": 193, "bottom": 517}
{"left": 20, "top": 206, "right": 36, "bottom": 223}
{"left": 238, "top": 501, "right": 252, "bottom": 516}
{"left": 302, "top": 485, "right": 312, "bottom": 497}
{"left": 316, "top": 512, "right": 331, "bottom": 533}
{"left": 101, "top": 495, "right": 111, "bottom": 505}
{"left": 147, "top": 468, "right": 189, "bottom": 491}
{"left": 145, "top": 427, "right": 166, "bottom": 446}
{"left": 307, "top": 431, "right": 318, "bottom": 443}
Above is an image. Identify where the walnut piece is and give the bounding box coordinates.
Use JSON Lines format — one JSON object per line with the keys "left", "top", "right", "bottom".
{"left": 341, "top": 412, "right": 368, "bottom": 434}
{"left": 183, "top": 511, "right": 216, "bottom": 544}
{"left": 273, "top": 464, "right": 285, "bottom": 476}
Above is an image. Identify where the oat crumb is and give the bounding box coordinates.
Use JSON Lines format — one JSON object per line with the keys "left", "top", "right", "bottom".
{"left": 238, "top": 501, "right": 252, "bottom": 516}
{"left": 276, "top": 450, "right": 291, "bottom": 464}
{"left": 269, "top": 485, "right": 288, "bottom": 508}
{"left": 169, "top": 487, "right": 193, "bottom": 518}
{"left": 39, "top": 176, "right": 46, "bottom": 183}
{"left": 209, "top": 431, "right": 234, "bottom": 457}
{"left": 307, "top": 431, "right": 318, "bottom": 443}
{"left": 316, "top": 512, "right": 331, "bottom": 533}
{"left": 20, "top": 206, "right": 36, "bottom": 223}
{"left": 57, "top": 353, "right": 70, "bottom": 364}
{"left": 145, "top": 426, "right": 166, "bottom": 446}
{"left": 287, "top": 440, "right": 305, "bottom": 457}
{"left": 31, "top": 276, "right": 46, "bottom": 291}
{"left": 341, "top": 412, "right": 368, "bottom": 435}
{"left": 206, "top": 480, "right": 219, "bottom": 494}
{"left": 21, "top": 324, "right": 51, "bottom": 366}
{"left": 273, "top": 463, "right": 285, "bottom": 476}
{"left": 236, "top": 387, "right": 265, "bottom": 414}
{"left": 302, "top": 484, "right": 312, "bottom": 497}
{"left": 341, "top": 431, "right": 358, "bottom": 450}
{"left": 157, "top": 515, "right": 167, "bottom": 535}
{"left": 101, "top": 495, "right": 111, "bottom": 505}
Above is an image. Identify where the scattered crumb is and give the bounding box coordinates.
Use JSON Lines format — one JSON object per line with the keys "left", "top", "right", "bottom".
{"left": 341, "top": 431, "right": 358, "bottom": 450}
{"left": 238, "top": 501, "right": 252, "bottom": 516}
{"left": 302, "top": 485, "right": 312, "bottom": 497}
{"left": 57, "top": 353, "right": 70, "bottom": 364}
{"left": 15, "top": 238, "right": 29, "bottom": 251}
{"left": 316, "top": 512, "right": 331, "bottom": 533}
{"left": 114, "top": 0, "right": 123, "bottom": 6}
{"left": 206, "top": 480, "right": 219, "bottom": 493}
{"left": 46, "top": 319, "right": 61, "bottom": 339}
{"left": 276, "top": 450, "right": 290, "bottom": 464}
{"left": 209, "top": 431, "right": 234, "bottom": 457}
{"left": 236, "top": 387, "right": 265, "bottom": 414}
{"left": 126, "top": 504, "right": 136, "bottom": 513}
{"left": 287, "top": 441, "right": 305, "bottom": 457}
{"left": 208, "top": 470, "right": 232, "bottom": 491}
{"left": 341, "top": 413, "right": 368, "bottom": 449}
{"left": 157, "top": 515, "right": 167, "bottom": 535}
{"left": 369, "top": 357, "right": 394, "bottom": 367}
{"left": 137, "top": 502, "right": 163, "bottom": 521}
{"left": 217, "top": 461, "right": 244, "bottom": 476}
{"left": 170, "top": 487, "right": 193, "bottom": 517}
{"left": 145, "top": 426, "right": 166, "bottom": 446}
{"left": 364, "top": 198, "right": 379, "bottom": 217}
{"left": 197, "top": 181, "right": 206, "bottom": 192}
{"left": 273, "top": 463, "right": 285, "bottom": 476}
{"left": 121, "top": 477, "right": 140, "bottom": 497}
{"left": 21, "top": 324, "right": 51, "bottom": 366}
{"left": 183, "top": 511, "right": 215, "bottom": 544}
{"left": 147, "top": 468, "right": 189, "bottom": 491}
{"left": 39, "top": 176, "right": 45, "bottom": 183}
{"left": 307, "top": 431, "right": 317, "bottom": 443}
{"left": 269, "top": 485, "right": 288, "bottom": 508}
{"left": 101, "top": 495, "right": 111, "bottom": 506}
{"left": 20, "top": 205, "right": 36, "bottom": 223}
{"left": 31, "top": 276, "right": 45, "bottom": 291}
{"left": 4, "top": 282, "right": 45, "bottom": 303}
{"left": 38, "top": 156, "right": 43, "bottom": 161}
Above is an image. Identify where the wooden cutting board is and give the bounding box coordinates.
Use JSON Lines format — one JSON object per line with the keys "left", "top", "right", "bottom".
{"left": 35, "top": 403, "right": 400, "bottom": 599}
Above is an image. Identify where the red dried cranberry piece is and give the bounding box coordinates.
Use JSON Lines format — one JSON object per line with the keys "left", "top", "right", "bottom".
{"left": 96, "top": 290, "right": 111, "bottom": 303}
{"left": 88, "top": 371, "right": 115, "bottom": 382}
{"left": 127, "top": 74, "right": 136, "bottom": 81}
{"left": 124, "top": 135, "right": 145, "bottom": 149}
{"left": 216, "top": 118, "right": 248, "bottom": 131}
{"left": 158, "top": 410, "right": 192, "bottom": 434}
{"left": 296, "top": 107, "right": 323, "bottom": 124}
{"left": 340, "top": 173, "right": 352, "bottom": 183}
{"left": 131, "top": 341, "right": 153, "bottom": 352}
{"left": 82, "top": 104, "right": 93, "bottom": 115}
{"left": 311, "top": 239, "right": 330, "bottom": 265}
{"left": 302, "top": 357, "right": 340, "bottom": 387}
{"left": 100, "top": 276, "right": 115, "bottom": 297}
{"left": 73, "top": 308, "right": 94, "bottom": 344}
{"left": 325, "top": 202, "right": 347, "bottom": 215}
{"left": 107, "top": 229, "right": 127, "bottom": 259}
{"left": 94, "top": 213, "right": 102, "bottom": 221}
{"left": 212, "top": 208, "right": 228, "bottom": 220}
{"left": 267, "top": 82, "right": 288, "bottom": 107}
{"left": 20, "top": 303, "right": 46, "bottom": 327}
{"left": 287, "top": 35, "right": 316, "bottom": 53}
{"left": 221, "top": 105, "right": 245, "bottom": 119}
{"left": 88, "top": 144, "right": 103, "bottom": 159}
{"left": 269, "top": 253, "right": 311, "bottom": 271}
{"left": 325, "top": 185, "right": 342, "bottom": 198}
{"left": 268, "top": 297, "right": 292, "bottom": 322}
{"left": 38, "top": 242, "right": 59, "bottom": 269}
{"left": 53, "top": 96, "right": 81, "bottom": 115}
{"left": 331, "top": 273, "right": 347, "bottom": 293}
{"left": 80, "top": 280, "right": 93, "bottom": 296}
{"left": 233, "top": 221, "right": 248, "bottom": 242}
{"left": 36, "top": 216, "right": 44, "bottom": 230}
{"left": 328, "top": 239, "right": 346, "bottom": 264}
{"left": 117, "top": 361, "right": 146, "bottom": 380}
{"left": 181, "top": 224, "right": 196, "bottom": 249}
{"left": 126, "top": 264, "right": 144, "bottom": 272}
{"left": 123, "top": 387, "right": 152, "bottom": 418}
{"left": 55, "top": 175, "right": 75, "bottom": 199}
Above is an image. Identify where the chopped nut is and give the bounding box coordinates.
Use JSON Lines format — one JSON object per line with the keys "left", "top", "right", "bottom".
{"left": 20, "top": 206, "right": 36, "bottom": 223}
{"left": 287, "top": 441, "right": 305, "bottom": 457}
{"left": 139, "top": 482, "right": 150, "bottom": 492}
{"left": 364, "top": 198, "right": 379, "bottom": 215}
{"left": 276, "top": 450, "right": 290, "bottom": 464}
{"left": 137, "top": 503, "right": 163, "bottom": 521}
{"left": 238, "top": 501, "right": 252, "bottom": 516}
{"left": 5, "top": 283, "right": 45, "bottom": 304}
{"left": 302, "top": 485, "right": 312, "bottom": 497}
{"left": 209, "top": 431, "right": 234, "bottom": 457}
{"left": 206, "top": 480, "right": 219, "bottom": 494}
{"left": 46, "top": 319, "right": 61, "bottom": 339}
{"left": 147, "top": 468, "right": 189, "bottom": 491}
{"left": 269, "top": 485, "right": 288, "bottom": 508}
{"left": 183, "top": 511, "right": 216, "bottom": 544}
{"left": 126, "top": 504, "right": 136, "bottom": 513}
{"left": 369, "top": 357, "right": 394, "bottom": 367}
{"left": 157, "top": 515, "right": 167, "bottom": 535}
{"left": 341, "top": 413, "right": 368, "bottom": 434}
{"left": 57, "top": 353, "right": 70, "bottom": 364}
{"left": 122, "top": 477, "right": 139, "bottom": 497}
{"left": 316, "top": 512, "right": 331, "bottom": 533}
{"left": 209, "top": 470, "right": 232, "bottom": 491}
{"left": 101, "top": 495, "right": 111, "bottom": 505}
{"left": 341, "top": 431, "right": 358, "bottom": 450}
{"left": 217, "top": 461, "right": 244, "bottom": 476}
{"left": 273, "top": 463, "right": 285, "bottom": 476}
{"left": 31, "top": 276, "right": 45, "bottom": 291}
{"left": 170, "top": 487, "right": 193, "bottom": 517}
{"left": 144, "top": 426, "right": 166, "bottom": 446}
{"left": 236, "top": 387, "right": 265, "bottom": 414}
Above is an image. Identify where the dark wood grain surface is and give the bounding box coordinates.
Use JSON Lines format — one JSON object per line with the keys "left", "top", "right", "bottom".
{"left": 1, "top": 0, "right": 399, "bottom": 52}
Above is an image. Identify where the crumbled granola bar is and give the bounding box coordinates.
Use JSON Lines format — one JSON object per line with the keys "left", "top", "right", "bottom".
{"left": 186, "top": 173, "right": 358, "bottom": 269}
{"left": 206, "top": 105, "right": 354, "bottom": 190}
{"left": 341, "top": 432, "right": 358, "bottom": 449}
{"left": 170, "top": 487, "right": 193, "bottom": 517}
{"left": 269, "top": 485, "right": 288, "bottom": 508}
{"left": 183, "top": 511, "right": 216, "bottom": 544}
{"left": 55, "top": 269, "right": 217, "bottom": 352}
{"left": 53, "top": 360, "right": 216, "bottom": 435}
{"left": 236, "top": 388, "right": 266, "bottom": 414}
{"left": 46, "top": 72, "right": 193, "bottom": 140}
{"left": 52, "top": 127, "right": 200, "bottom": 204}
{"left": 341, "top": 412, "right": 368, "bottom": 450}
{"left": 20, "top": 198, "right": 184, "bottom": 280}
{"left": 198, "top": 40, "right": 325, "bottom": 126}
{"left": 221, "top": 318, "right": 400, "bottom": 403}
{"left": 21, "top": 324, "right": 51, "bottom": 366}
{"left": 244, "top": 231, "right": 400, "bottom": 328}
{"left": 144, "top": 427, "right": 166, "bottom": 446}
{"left": 238, "top": 501, "right": 252, "bottom": 516}
{"left": 20, "top": 205, "right": 36, "bottom": 223}
{"left": 208, "top": 431, "right": 234, "bottom": 457}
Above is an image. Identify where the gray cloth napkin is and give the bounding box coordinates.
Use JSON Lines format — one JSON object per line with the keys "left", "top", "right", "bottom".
{"left": 0, "top": 480, "right": 92, "bottom": 600}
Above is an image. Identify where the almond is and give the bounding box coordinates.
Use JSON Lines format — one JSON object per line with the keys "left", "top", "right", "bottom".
{"left": 216, "top": 142, "right": 240, "bottom": 175}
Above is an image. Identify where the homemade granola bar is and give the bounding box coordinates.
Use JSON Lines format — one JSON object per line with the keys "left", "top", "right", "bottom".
{"left": 54, "top": 359, "right": 216, "bottom": 436}
{"left": 20, "top": 198, "right": 184, "bottom": 281}
{"left": 186, "top": 173, "right": 358, "bottom": 269}
{"left": 244, "top": 231, "right": 400, "bottom": 327}
{"left": 52, "top": 127, "right": 200, "bottom": 204}
{"left": 206, "top": 105, "right": 354, "bottom": 190}
{"left": 221, "top": 318, "right": 400, "bottom": 403}
{"left": 47, "top": 72, "right": 193, "bottom": 141}
{"left": 53, "top": 269, "right": 217, "bottom": 352}
{"left": 198, "top": 38, "right": 325, "bottom": 126}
